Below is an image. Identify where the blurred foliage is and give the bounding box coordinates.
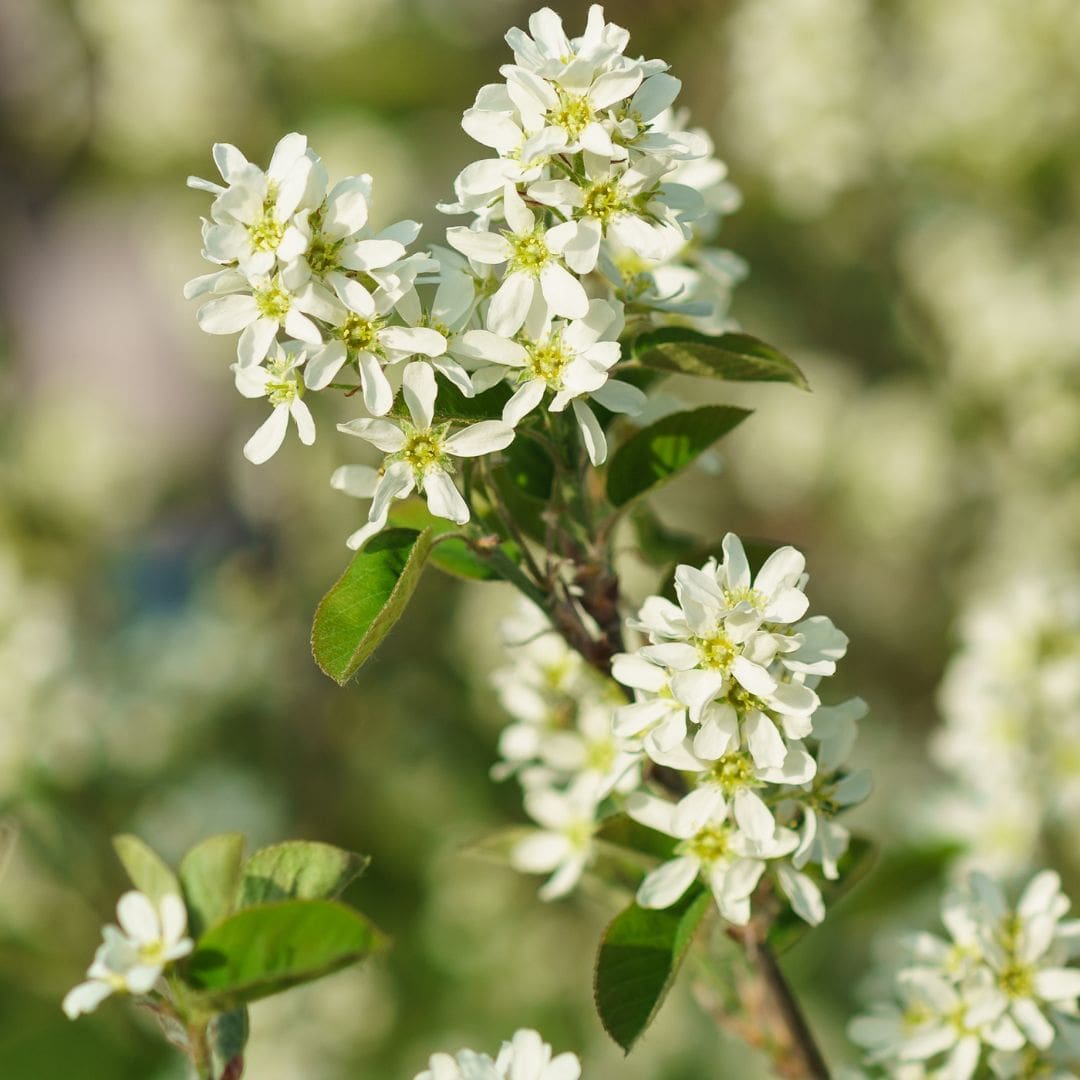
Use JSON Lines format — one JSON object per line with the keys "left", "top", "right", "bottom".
{"left": 0, "top": 0, "right": 1078, "bottom": 1076}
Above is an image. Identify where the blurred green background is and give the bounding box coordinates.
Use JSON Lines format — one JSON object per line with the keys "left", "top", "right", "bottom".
{"left": 1, "top": 1, "right": 1078, "bottom": 1076}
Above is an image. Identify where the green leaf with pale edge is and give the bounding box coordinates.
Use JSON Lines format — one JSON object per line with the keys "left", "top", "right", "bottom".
{"left": 311, "top": 527, "right": 434, "bottom": 685}
{"left": 606, "top": 405, "right": 751, "bottom": 508}
{"left": 767, "top": 836, "right": 876, "bottom": 954}
{"left": 112, "top": 834, "right": 180, "bottom": 905}
{"left": 595, "top": 815, "right": 678, "bottom": 862}
{"left": 238, "top": 841, "right": 369, "bottom": 906}
{"left": 631, "top": 328, "right": 809, "bottom": 390}
{"left": 180, "top": 833, "right": 245, "bottom": 939}
{"left": 210, "top": 1008, "right": 249, "bottom": 1075}
{"left": 387, "top": 500, "right": 519, "bottom": 582}
{"left": 184, "top": 899, "right": 383, "bottom": 1010}
{"left": 594, "top": 887, "right": 712, "bottom": 1052}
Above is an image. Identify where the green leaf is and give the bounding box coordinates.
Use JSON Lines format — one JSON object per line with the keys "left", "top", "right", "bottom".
{"left": 311, "top": 527, "right": 434, "bottom": 685}
{"left": 184, "top": 899, "right": 384, "bottom": 1010}
{"left": 595, "top": 814, "right": 678, "bottom": 862}
{"left": 491, "top": 436, "right": 555, "bottom": 544}
{"left": 595, "top": 887, "right": 712, "bottom": 1053}
{"left": 238, "top": 841, "right": 370, "bottom": 906}
{"left": 112, "top": 834, "right": 180, "bottom": 905}
{"left": 629, "top": 506, "right": 701, "bottom": 567}
{"left": 180, "top": 833, "right": 245, "bottom": 939}
{"left": 631, "top": 328, "right": 809, "bottom": 390}
{"left": 387, "top": 500, "right": 519, "bottom": 582}
{"left": 767, "top": 836, "right": 877, "bottom": 955}
{"left": 606, "top": 405, "right": 751, "bottom": 508}
{"left": 429, "top": 378, "right": 512, "bottom": 423}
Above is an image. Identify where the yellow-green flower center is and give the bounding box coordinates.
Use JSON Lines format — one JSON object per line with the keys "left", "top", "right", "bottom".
{"left": 248, "top": 194, "right": 285, "bottom": 253}
{"left": 255, "top": 281, "right": 291, "bottom": 320}
{"left": 681, "top": 824, "right": 731, "bottom": 864}
{"left": 340, "top": 314, "right": 385, "bottom": 354}
{"left": 508, "top": 228, "right": 551, "bottom": 276}
{"left": 306, "top": 231, "right": 343, "bottom": 276}
{"left": 551, "top": 91, "right": 594, "bottom": 138}
{"left": 582, "top": 178, "right": 631, "bottom": 224}
{"left": 708, "top": 752, "right": 759, "bottom": 793}
{"left": 524, "top": 333, "right": 571, "bottom": 388}
{"left": 693, "top": 632, "right": 736, "bottom": 671}
{"left": 725, "top": 585, "right": 766, "bottom": 610}
{"left": 998, "top": 960, "right": 1035, "bottom": 999}
{"left": 401, "top": 431, "right": 446, "bottom": 472}
{"left": 584, "top": 738, "right": 616, "bottom": 774}
{"left": 564, "top": 819, "right": 593, "bottom": 850}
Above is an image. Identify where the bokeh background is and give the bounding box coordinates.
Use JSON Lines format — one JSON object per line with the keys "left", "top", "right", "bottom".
{"left": 1, "top": 0, "right": 1078, "bottom": 1077}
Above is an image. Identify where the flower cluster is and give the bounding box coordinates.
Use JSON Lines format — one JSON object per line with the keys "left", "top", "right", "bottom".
{"left": 415, "top": 1027, "right": 581, "bottom": 1080}
{"left": 492, "top": 535, "right": 868, "bottom": 929}
{"left": 931, "top": 576, "right": 1080, "bottom": 875}
{"left": 185, "top": 134, "right": 513, "bottom": 546}
{"left": 611, "top": 534, "right": 868, "bottom": 926}
{"left": 849, "top": 871, "right": 1080, "bottom": 1079}
{"left": 63, "top": 891, "right": 192, "bottom": 1019}
{"left": 186, "top": 9, "right": 748, "bottom": 551}
{"left": 491, "top": 600, "right": 642, "bottom": 900}
{"left": 439, "top": 4, "right": 746, "bottom": 461}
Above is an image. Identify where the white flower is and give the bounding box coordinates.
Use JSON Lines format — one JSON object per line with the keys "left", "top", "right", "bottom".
{"left": 304, "top": 281, "right": 449, "bottom": 416}
{"left": 446, "top": 185, "right": 589, "bottom": 337}
{"left": 63, "top": 891, "right": 192, "bottom": 1020}
{"left": 492, "top": 1028, "right": 581, "bottom": 1080}
{"left": 285, "top": 176, "right": 410, "bottom": 304}
{"left": 627, "top": 792, "right": 797, "bottom": 925}
{"left": 334, "top": 362, "right": 513, "bottom": 548}
{"left": 457, "top": 298, "right": 645, "bottom": 464}
{"left": 850, "top": 871, "right": 1080, "bottom": 1076}
{"left": 611, "top": 536, "right": 828, "bottom": 763}
{"left": 194, "top": 261, "right": 330, "bottom": 368}
{"left": 232, "top": 343, "right": 315, "bottom": 464}
{"left": 529, "top": 156, "right": 694, "bottom": 274}
{"left": 512, "top": 775, "right": 604, "bottom": 900}
{"left": 189, "top": 132, "right": 317, "bottom": 278}
{"left": 415, "top": 1029, "right": 580, "bottom": 1080}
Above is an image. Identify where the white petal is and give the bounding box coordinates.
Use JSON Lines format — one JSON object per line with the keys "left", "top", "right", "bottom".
{"left": 457, "top": 329, "right": 529, "bottom": 367}
{"left": 290, "top": 399, "right": 315, "bottom": 445}
{"left": 116, "top": 892, "right": 159, "bottom": 945}
{"left": 733, "top": 788, "right": 774, "bottom": 842}
{"left": 589, "top": 68, "right": 644, "bottom": 109}
{"left": 197, "top": 293, "right": 258, "bottom": 334}
{"left": 487, "top": 271, "right": 535, "bottom": 337}
{"left": 591, "top": 379, "right": 646, "bottom": 416}
{"left": 571, "top": 399, "right": 606, "bottom": 465}
{"left": 424, "top": 469, "right": 469, "bottom": 525}
{"left": 637, "top": 857, "right": 699, "bottom": 909}
{"left": 237, "top": 317, "right": 278, "bottom": 368}
{"left": 444, "top": 421, "right": 515, "bottom": 457}
{"left": 776, "top": 864, "right": 825, "bottom": 926}
{"left": 502, "top": 380, "right": 546, "bottom": 426}
{"left": 381, "top": 326, "right": 447, "bottom": 358}
{"left": 244, "top": 406, "right": 290, "bottom": 464}
{"left": 445, "top": 227, "right": 512, "bottom": 265}
{"left": 402, "top": 361, "right": 437, "bottom": 429}
{"left": 337, "top": 417, "right": 407, "bottom": 453}
{"left": 331, "top": 464, "right": 380, "bottom": 498}
{"left": 539, "top": 262, "right": 589, "bottom": 320}
{"left": 304, "top": 341, "right": 348, "bottom": 390}
{"left": 745, "top": 710, "right": 787, "bottom": 770}
{"left": 62, "top": 980, "right": 114, "bottom": 1019}
{"left": 357, "top": 351, "right": 394, "bottom": 417}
